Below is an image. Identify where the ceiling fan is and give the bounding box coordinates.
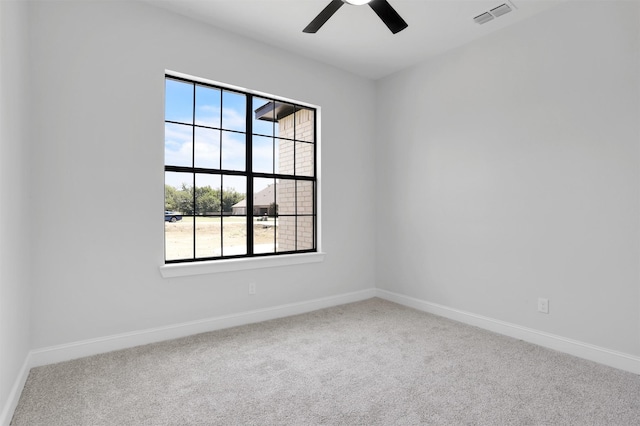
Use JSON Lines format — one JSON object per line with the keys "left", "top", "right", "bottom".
{"left": 303, "top": 0, "right": 408, "bottom": 34}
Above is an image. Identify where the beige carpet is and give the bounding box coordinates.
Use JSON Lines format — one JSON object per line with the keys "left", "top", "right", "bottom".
{"left": 11, "top": 298, "right": 640, "bottom": 425}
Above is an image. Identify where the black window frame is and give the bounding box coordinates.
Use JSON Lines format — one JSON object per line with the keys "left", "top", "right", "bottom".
{"left": 164, "top": 74, "right": 318, "bottom": 264}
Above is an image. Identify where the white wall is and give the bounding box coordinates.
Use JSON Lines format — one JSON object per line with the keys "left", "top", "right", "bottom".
{"left": 376, "top": 1, "right": 640, "bottom": 356}
{"left": 0, "top": 0, "right": 32, "bottom": 420}
{"left": 27, "top": 0, "right": 376, "bottom": 349}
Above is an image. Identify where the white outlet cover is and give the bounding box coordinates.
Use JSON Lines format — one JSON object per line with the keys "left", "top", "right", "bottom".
{"left": 538, "top": 298, "right": 549, "bottom": 314}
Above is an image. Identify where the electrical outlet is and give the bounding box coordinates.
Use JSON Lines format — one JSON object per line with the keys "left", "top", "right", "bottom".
{"left": 537, "top": 297, "right": 549, "bottom": 314}
{"left": 248, "top": 282, "right": 256, "bottom": 295}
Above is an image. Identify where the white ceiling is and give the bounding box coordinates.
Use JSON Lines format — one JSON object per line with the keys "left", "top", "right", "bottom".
{"left": 144, "top": 0, "right": 564, "bottom": 80}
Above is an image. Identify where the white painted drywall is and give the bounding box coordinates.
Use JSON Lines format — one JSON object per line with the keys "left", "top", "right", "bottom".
{"left": 0, "top": 0, "right": 32, "bottom": 420}
{"left": 26, "top": 0, "right": 376, "bottom": 348}
{"left": 375, "top": 1, "right": 640, "bottom": 355}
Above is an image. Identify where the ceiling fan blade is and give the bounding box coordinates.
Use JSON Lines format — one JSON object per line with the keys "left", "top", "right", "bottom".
{"left": 368, "top": 0, "right": 408, "bottom": 34}
{"left": 303, "top": 0, "right": 344, "bottom": 33}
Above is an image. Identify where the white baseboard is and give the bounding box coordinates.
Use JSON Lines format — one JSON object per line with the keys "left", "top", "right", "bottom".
{"left": 0, "top": 356, "right": 30, "bottom": 426}
{"left": 29, "top": 288, "right": 376, "bottom": 368}
{"left": 376, "top": 289, "right": 640, "bottom": 375}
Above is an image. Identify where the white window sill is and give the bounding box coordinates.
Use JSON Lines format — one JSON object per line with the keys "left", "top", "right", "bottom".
{"left": 159, "top": 252, "right": 326, "bottom": 278}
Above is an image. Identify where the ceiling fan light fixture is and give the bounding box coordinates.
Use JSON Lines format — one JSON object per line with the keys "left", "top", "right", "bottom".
{"left": 343, "top": 0, "right": 372, "bottom": 5}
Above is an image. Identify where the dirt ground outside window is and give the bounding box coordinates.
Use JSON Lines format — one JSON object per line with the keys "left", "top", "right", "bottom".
{"left": 165, "top": 216, "right": 279, "bottom": 260}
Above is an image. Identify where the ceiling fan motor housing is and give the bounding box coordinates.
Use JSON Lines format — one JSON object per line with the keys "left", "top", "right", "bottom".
{"left": 304, "top": 0, "right": 408, "bottom": 34}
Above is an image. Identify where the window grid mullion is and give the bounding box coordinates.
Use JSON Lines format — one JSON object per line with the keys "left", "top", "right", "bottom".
{"left": 246, "top": 94, "right": 254, "bottom": 256}
{"left": 293, "top": 107, "right": 297, "bottom": 251}
{"left": 219, "top": 90, "right": 224, "bottom": 257}
{"left": 220, "top": 175, "right": 224, "bottom": 257}
{"left": 313, "top": 109, "right": 318, "bottom": 249}
{"left": 191, "top": 83, "right": 197, "bottom": 261}
{"left": 272, "top": 113, "right": 277, "bottom": 253}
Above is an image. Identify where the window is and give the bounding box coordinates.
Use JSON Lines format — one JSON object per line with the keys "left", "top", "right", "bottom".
{"left": 164, "top": 74, "right": 317, "bottom": 263}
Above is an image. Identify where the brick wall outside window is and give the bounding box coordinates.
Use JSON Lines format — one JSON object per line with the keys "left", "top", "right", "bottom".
{"left": 277, "top": 109, "right": 314, "bottom": 251}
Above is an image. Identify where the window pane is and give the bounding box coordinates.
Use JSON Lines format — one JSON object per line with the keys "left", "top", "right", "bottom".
{"left": 223, "top": 217, "right": 247, "bottom": 256}
{"left": 253, "top": 177, "right": 276, "bottom": 254}
{"left": 295, "top": 142, "right": 314, "bottom": 177}
{"left": 276, "top": 216, "right": 295, "bottom": 253}
{"left": 165, "top": 79, "right": 193, "bottom": 124}
{"left": 222, "top": 176, "right": 246, "bottom": 214}
{"left": 297, "top": 216, "right": 315, "bottom": 250}
{"left": 254, "top": 217, "right": 276, "bottom": 254}
{"left": 165, "top": 218, "right": 193, "bottom": 261}
{"left": 222, "top": 91, "right": 246, "bottom": 132}
{"left": 195, "top": 174, "right": 222, "bottom": 258}
{"left": 227, "top": 175, "right": 248, "bottom": 215}
{"left": 276, "top": 139, "right": 295, "bottom": 175}
{"left": 277, "top": 179, "right": 296, "bottom": 215}
{"left": 252, "top": 136, "right": 274, "bottom": 173}
{"left": 253, "top": 178, "right": 276, "bottom": 217}
{"left": 195, "top": 215, "right": 221, "bottom": 258}
{"left": 165, "top": 123, "right": 192, "bottom": 167}
{"left": 195, "top": 85, "right": 220, "bottom": 128}
{"left": 221, "top": 131, "right": 245, "bottom": 171}
{"left": 194, "top": 127, "right": 220, "bottom": 169}
{"left": 165, "top": 172, "right": 194, "bottom": 261}
{"left": 294, "top": 107, "right": 315, "bottom": 142}
{"left": 274, "top": 102, "right": 295, "bottom": 140}
{"left": 195, "top": 174, "right": 221, "bottom": 216}
{"left": 222, "top": 176, "right": 248, "bottom": 256}
{"left": 253, "top": 97, "right": 274, "bottom": 136}
{"left": 297, "top": 181, "right": 314, "bottom": 215}
{"left": 165, "top": 172, "right": 193, "bottom": 211}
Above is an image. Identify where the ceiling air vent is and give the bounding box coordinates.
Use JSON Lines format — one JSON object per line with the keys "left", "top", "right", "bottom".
{"left": 473, "top": 1, "right": 515, "bottom": 25}
{"left": 490, "top": 4, "right": 512, "bottom": 17}
{"left": 473, "top": 12, "right": 494, "bottom": 24}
